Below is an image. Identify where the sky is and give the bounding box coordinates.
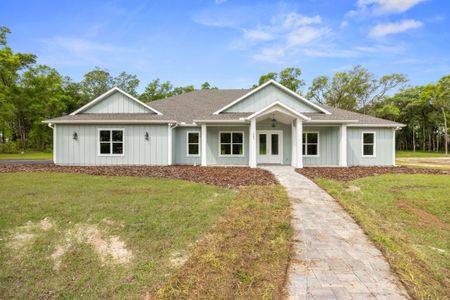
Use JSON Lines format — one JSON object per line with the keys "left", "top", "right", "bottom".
{"left": 1, "top": 0, "right": 449, "bottom": 92}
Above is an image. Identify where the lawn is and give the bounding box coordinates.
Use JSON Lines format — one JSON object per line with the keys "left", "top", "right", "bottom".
{"left": 0, "top": 172, "right": 291, "bottom": 299}
{"left": 314, "top": 174, "right": 449, "bottom": 299}
{"left": 0, "top": 151, "right": 53, "bottom": 160}
{"left": 396, "top": 150, "right": 448, "bottom": 158}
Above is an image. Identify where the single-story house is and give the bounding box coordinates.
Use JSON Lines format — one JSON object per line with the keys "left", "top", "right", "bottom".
{"left": 44, "top": 80, "right": 404, "bottom": 168}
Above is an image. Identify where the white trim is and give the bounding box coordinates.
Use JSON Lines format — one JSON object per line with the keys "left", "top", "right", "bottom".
{"left": 53, "top": 124, "right": 56, "bottom": 163}
{"left": 339, "top": 125, "right": 348, "bottom": 167}
{"left": 296, "top": 118, "right": 303, "bottom": 168}
{"left": 97, "top": 128, "right": 125, "bottom": 157}
{"left": 201, "top": 124, "right": 207, "bottom": 166}
{"left": 392, "top": 128, "right": 396, "bottom": 166}
{"left": 213, "top": 80, "right": 331, "bottom": 115}
{"left": 256, "top": 130, "right": 283, "bottom": 164}
{"left": 291, "top": 120, "right": 297, "bottom": 167}
{"left": 186, "top": 131, "right": 201, "bottom": 157}
{"left": 218, "top": 131, "right": 245, "bottom": 157}
{"left": 44, "top": 120, "right": 176, "bottom": 124}
{"left": 70, "top": 87, "right": 162, "bottom": 115}
{"left": 348, "top": 124, "right": 404, "bottom": 128}
{"left": 302, "top": 131, "right": 320, "bottom": 157}
{"left": 249, "top": 118, "right": 257, "bottom": 168}
{"left": 306, "top": 120, "right": 358, "bottom": 124}
{"left": 244, "top": 101, "right": 311, "bottom": 121}
{"left": 167, "top": 125, "right": 173, "bottom": 165}
{"left": 362, "top": 131, "right": 376, "bottom": 158}
{"left": 193, "top": 120, "right": 247, "bottom": 124}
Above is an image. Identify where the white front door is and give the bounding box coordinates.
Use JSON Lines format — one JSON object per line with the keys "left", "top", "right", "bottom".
{"left": 257, "top": 130, "right": 283, "bottom": 164}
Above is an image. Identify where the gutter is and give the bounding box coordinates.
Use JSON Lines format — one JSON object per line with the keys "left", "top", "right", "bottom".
{"left": 42, "top": 120, "right": 177, "bottom": 124}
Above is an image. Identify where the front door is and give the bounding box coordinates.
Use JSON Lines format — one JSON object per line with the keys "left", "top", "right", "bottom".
{"left": 257, "top": 130, "right": 283, "bottom": 164}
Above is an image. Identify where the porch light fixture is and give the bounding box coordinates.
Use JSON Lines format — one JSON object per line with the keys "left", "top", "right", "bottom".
{"left": 72, "top": 132, "right": 78, "bottom": 140}
{"left": 271, "top": 113, "right": 277, "bottom": 128}
{"left": 145, "top": 132, "right": 149, "bottom": 140}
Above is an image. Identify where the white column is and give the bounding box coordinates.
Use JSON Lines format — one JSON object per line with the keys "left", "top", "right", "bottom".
{"left": 392, "top": 128, "right": 396, "bottom": 166}
{"left": 249, "top": 118, "right": 257, "bottom": 168}
{"left": 296, "top": 118, "right": 303, "bottom": 168}
{"left": 291, "top": 120, "right": 297, "bottom": 167}
{"left": 201, "top": 123, "right": 207, "bottom": 166}
{"left": 53, "top": 124, "right": 56, "bottom": 164}
{"left": 339, "top": 124, "right": 347, "bottom": 167}
{"left": 167, "top": 124, "right": 173, "bottom": 165}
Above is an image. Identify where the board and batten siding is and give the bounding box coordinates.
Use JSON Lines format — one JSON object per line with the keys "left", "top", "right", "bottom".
{"left": 206, "top": 126, "right": 249, "bottom": 165}
{"left": 55, "top": 124, "right": 168, "bottom": 165}
{"left": 256, "top": 120, "right": 292, "bottom": 165}
{"left": 225, "top": 85, "right": 319, "bottom": 113}
{"left": 173, "top": 127, "right": 201, "bottom": 165}
{"left": 83, "top": 91, "right": 153, "bottom": 114}
{"left": 347, "top": 127, "right": 394, "bottom": 166}
{"left": 302, "top": 126, "right": 339, "bottom": 166}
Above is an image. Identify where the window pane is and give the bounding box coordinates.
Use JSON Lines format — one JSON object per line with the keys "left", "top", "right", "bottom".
{"left": 221, "top": 144, "right": 231, "bottom": 155}
{"left": 232, "top": 133, "right": 243, "bottom": 143}
{"left": 259, "top": 134, "right": 267, "bottom": 155}
{"left": 363, "top": 144, "right": 374, "bottom": 156}
{"left": 188, "top": 144, "right": 199, "bottom": 155}
{"left": 363, "top": 133, "right": 374, "bottom": 144}
{"left": 302, "top": 133, "right": 306, "bottom": 141}
{"left": 100, "top": 142, "right": 110, "bottom": 154}
{"left": 188, "top": 132, "right": 199, "bottom": 143}
{"left": 271, "top": 134, "right": 279, "bottom": 155}
{"left": 220, "top": 133, "right": 231, "bottom": 143}
{"left": 100, "top": 130, "right": 110, "bottom": 142}
{"left": 232, "top": 144, "right": 243, "bottom": 155}
{"left": 302, "top": 144, "right": 305, "bottom": 154}
{"left": 307, "top": 144, "right": 318, "bottom": 155}
{"left": 307, "top": 133, "right": 318, "bottom": 143}
{"left": 112, "top": 130, "right": 123, "bottom": 142}
{"left": 112, "top": 142, "right": 123, "bottom": 154}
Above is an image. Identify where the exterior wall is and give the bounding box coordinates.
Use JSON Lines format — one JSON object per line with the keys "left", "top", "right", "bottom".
{"left": 55, "top": 124, "right": 168, "bottom": 165}
{"left": 302, "top": 126, "right": 339, "bottom": 166}
{"left": 84, "top": 91, "right": 152, "bottom": 114}
{"left": 347, "top": 127, "right": 394, "bottom": 166}
{"left": 225, "top": 85, "right": 319, "bottom": 113}
{"left": 173, "top": 126, "right": 201, "bottom": 165}
{"left": 256, "top": 120, "right": 292, "bottom": 165}
{"left": 206, "top": 126, "right": 249, "bottom": 165}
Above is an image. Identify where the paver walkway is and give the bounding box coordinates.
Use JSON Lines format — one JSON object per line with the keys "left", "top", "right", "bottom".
{"left": 262, "top": 166, "right": 410, "bottom": 300}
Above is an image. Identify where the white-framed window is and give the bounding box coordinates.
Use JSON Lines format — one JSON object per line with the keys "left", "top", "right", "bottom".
{"left": 302, "top": 132, "right": 319, "bottom": 157}
{"left": 219, "top": 131, "right": 244, "bottom": 156}
{"left": 362, "top": 132, "right": 376, "bottom": 157}
{"left": 187, "top": 131, "right": 200, "bottom": 157}
{"left": 98, "top": 129, "right": 124, "bottom": 156}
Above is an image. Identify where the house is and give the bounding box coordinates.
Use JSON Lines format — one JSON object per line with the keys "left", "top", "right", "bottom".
{"left": 43, "top": 80, "right": 404, "bottom": 167}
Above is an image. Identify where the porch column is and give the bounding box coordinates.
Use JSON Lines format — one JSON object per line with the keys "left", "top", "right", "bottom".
{"left": 167, "top": 124, "right": 173, "bottom": 165}
{"left": 201, "top": 123, "right": 207, "bottom": 166}
{"left": 339, "top": 124, "right": 347, "bottom": 167}
{"left": 249, "top": 118, "right": 257, "bottom": 168}
{"left": 291, "top": 120, "right": 297, "bottom": 167}
{"left": 296, "top": 118, "right": 303, "bottom": 168}
{"left": 392, "top": 128, "right": 396, "bottom": 166}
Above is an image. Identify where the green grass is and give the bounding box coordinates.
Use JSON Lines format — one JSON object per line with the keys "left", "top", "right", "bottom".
{"left": 396, "top": 150, "right": 448, "bottom": 158}
{"left": 0, "top": 151, "right": 53, "bottom": 160}
{"left": 314, "top": 174, "right": 450, "bottom": 299}
{"left": 0, "top": 172, "right": 234, "bottom": 299}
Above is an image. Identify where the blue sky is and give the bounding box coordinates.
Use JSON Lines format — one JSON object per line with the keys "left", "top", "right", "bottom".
{"left": 1, "top": 0, "right": 449, "bottom": 91}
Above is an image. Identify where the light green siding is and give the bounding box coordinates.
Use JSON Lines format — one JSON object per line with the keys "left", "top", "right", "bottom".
{"left": 347, "top": 127, "right": 394, "bottom": 166}
{"left": 256, "top": 120, "right": 292, "bottom": 165}
{"left": 173, "top": 127, "right": 201, "bottom": 165}
{"left": 55, "top": 124, "right": 168, "bottom": 165}
{"left": 302, "top": 126, "right": 339, "bottom": 166}
{"left": 206, "top": 126, "right": 249, "bottom": 165}
{"left": 225, "top": 85, "right": 319, "bottom": 113}
{"left": 84, "top": 91, "right": 153, "bottom": 113}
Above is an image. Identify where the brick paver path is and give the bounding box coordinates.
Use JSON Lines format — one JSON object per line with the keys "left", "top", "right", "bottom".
{"left": 262, "top": 166, "right": 410, "bottom": 300}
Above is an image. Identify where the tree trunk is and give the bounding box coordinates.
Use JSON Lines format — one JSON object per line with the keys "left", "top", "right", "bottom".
{"left": 413, "top": 128, "right": 416, "bottom": 152}
{"left": 443, "top": 107, "right": 448, "bottom": 155}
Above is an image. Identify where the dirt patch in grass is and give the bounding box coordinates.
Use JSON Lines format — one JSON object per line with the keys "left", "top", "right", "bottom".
{"left": 154, "top": 185, "right": 292, "bottom": 299}
{"left": 396, "top": 200, "right": 450, "bottom": 231}
{"left": 297, "top": 166, "right": 448, "bottom": 181}
{"left": 0, "top": 164, "right": 276, "bottom": 188}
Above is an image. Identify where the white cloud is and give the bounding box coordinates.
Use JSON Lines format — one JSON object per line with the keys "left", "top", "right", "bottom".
{"left": 348, "top": 0, "right": 426, "bottom": 17}
{"left": 283, "top": 13, "right": 322, "bottom": 28}
{"left": 243, "top": 29, "right": 274, "bottom": 41}
{"left": 287, "top": 26, "right": 329, "bottom": 47}
{"left": 369, "top": 19, "right": 423, "bottom": 37}
{"left": 215, "top": 0, "right": 227, "bottom": 3}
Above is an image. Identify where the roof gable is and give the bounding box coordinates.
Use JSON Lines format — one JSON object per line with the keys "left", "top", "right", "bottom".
{"left": 70, "top": 87, "right": 162, "bottom": 115}
{"left": 214, "top": 80, "right": 330, "bottom": 115}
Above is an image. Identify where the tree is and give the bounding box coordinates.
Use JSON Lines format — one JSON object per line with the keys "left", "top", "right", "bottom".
{"left": 436, "top": 75, "right": 450, "bottom": 154}
{"left": 80, "top": 67, "right": 113, "bottom": 101}
{"left": 306, "top": 76, "right": 328, "bottom": 104}
{"left": 255, "top": 67, "right": 305, "bottom": 94}
{"left": 139, "top": 79, "right": 174, "bottom": 101}
{"left": 112, "top": 71, "right": 140, "bottom": 96}
{"left": 201, "top": 81, "right": 218, "bottom": 90}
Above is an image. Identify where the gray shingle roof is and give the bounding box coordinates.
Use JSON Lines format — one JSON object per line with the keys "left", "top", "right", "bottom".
{"left": 46, "top": 88, "right": 403, "bottom": 126}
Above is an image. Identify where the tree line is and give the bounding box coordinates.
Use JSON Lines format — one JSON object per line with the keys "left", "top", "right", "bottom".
{"left": 0, "top": 26, "right": 448, "bottom": 154}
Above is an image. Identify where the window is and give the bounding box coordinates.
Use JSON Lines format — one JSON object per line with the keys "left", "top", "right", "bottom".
{"left": 99, "top": 129, "right": 123, "bottom": 155}
{"left": 187, "top": 131, "right": 200, "bottom": 156}
{"left": 302, "top": 132, "right": 319, "bottom": 156}
{"left": 220, "top": 132, "right": 244, "bottom": 156}
{"left": 362, "top": 132, "right": 375, "bottom": 157}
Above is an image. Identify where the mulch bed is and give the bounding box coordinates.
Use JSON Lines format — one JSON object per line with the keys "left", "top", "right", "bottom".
{"left": 297, "top": 166, "right": 449, "bottom": 181}
{"left": 0, "top": 163, "right": 277, "bottom": 188}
